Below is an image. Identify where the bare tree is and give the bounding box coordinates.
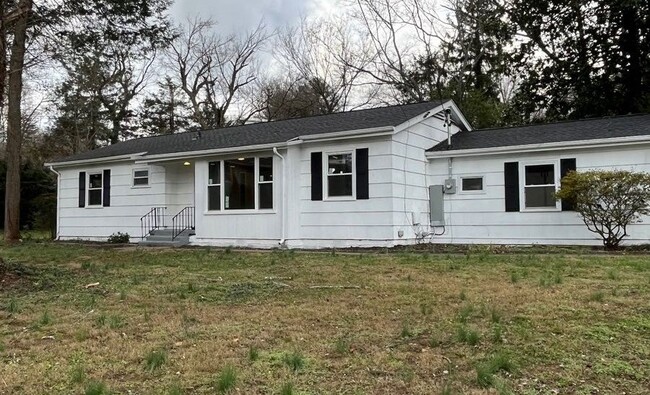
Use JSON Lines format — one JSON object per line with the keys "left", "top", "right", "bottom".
{"left": 275, "top": 18, "right": 376, "bottom": 113}
{"left": 345, "top": 0, "right": 449, "bottom": 102}
{"left": 167, "top": 18, "right": 270, "bottom": 129}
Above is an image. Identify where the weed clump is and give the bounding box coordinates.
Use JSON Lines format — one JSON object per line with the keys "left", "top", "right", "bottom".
{"left": 216, "top": 364, "right": 237, "bottom": 393}
{"left": 144, "top": 349, "right": 167, "bottom": 372}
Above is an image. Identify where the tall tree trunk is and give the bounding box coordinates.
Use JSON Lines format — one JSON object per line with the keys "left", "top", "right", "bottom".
{"left": 4, "top": 0, "right": 32, "bottom": 243}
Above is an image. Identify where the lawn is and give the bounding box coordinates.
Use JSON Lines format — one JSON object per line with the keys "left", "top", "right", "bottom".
{"left": 1, "top": 243, "right": 649, "bottom": 394}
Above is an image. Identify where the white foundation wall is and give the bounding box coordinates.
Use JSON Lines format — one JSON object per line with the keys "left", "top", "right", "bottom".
{"left": 191, "top": 154, "right": 283, "bottom": 248}
{"left": 57, "top": 162, "right": 166, "bottom": 241}
{"left": 427, "top": 144, "right": 650, "bottom": 245}
{"left": 391, "top": 116, "right": 462, "bottom": 244}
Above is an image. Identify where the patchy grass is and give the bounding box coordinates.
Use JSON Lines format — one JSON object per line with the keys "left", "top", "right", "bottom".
{"left": 1, "top": 243, "right": 649, "bottom": 393}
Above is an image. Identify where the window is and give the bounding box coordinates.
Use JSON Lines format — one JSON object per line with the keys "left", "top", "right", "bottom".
{"left": 225, "top": 158, "right": 255, "bottom": 210}
{"left": 208, "top": 161, "right": 221, "bottom": 211}
{"left": 208, "top": 157, "right": 274, "bottom": 211}
{"left": 88, "top": 173, "right": 103, "bottom": 206}
{"left": 461, "top": 177, "right": 483, "bottom": 192}
{"left": 523, "top": 163, "right": 558, "bottom": 209}
{"left": 327, "top": 153, "right": 353, "bottom": 197}
{"left": 258, "top": 157, "right": 273, "bottom": 209}
{"left": 133, "top": 169, "right": 149, "bottom": 186}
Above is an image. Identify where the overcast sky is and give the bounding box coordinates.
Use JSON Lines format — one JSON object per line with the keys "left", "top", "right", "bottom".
{"left": 171, "top": 0, "right": 339, "bottom": 33}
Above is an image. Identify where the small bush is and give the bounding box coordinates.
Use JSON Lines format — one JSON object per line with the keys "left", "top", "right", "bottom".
{"left": 556, "top": 170, "right": 650, "bottom": 250}
{"left": 216, "top": 365, "right": 237, "bottom": 393}
{"left": 107, "top": 232, "right": 130, "bottom": 244}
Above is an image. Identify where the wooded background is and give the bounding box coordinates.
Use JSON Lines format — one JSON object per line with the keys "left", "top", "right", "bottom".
{"left": 1, "top": 0, "right": 649, "bottom": 240}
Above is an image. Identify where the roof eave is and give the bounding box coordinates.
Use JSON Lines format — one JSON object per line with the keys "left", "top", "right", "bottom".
{"left": 45, "top": 152, "right": 148, "bottom": 168}
{"left": 426, "top": 135, "right": 650, "bottom": 159}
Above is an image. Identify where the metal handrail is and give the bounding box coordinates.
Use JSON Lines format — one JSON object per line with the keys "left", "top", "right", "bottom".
{"left": 140, "top": 206, "right": 167, "bottom": 239}
{"left": 171, "top": 206, "right": 195, "bottom": 241}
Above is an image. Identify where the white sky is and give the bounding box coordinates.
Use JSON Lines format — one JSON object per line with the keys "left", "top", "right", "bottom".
{"left": 170, "top": 0, "right": 340, "bottom": 33}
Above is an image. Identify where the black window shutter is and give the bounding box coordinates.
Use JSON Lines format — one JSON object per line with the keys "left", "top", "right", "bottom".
{"left": 356, "top": 148, "right": 369, "bottom": 200}
{"left": 78, "top": 171, "right": 86, "bottom": 208}
{"left": 311, "top": 152, "right": 323, "bottom": 201}
{"left": 560, "top": 158, "right": 577, "bottom": 211}
{"left": 504, "top": 162, "right": 519, "bottom": 212}
{"left": 102, "top": 169, "right": 111, "bottom": 207}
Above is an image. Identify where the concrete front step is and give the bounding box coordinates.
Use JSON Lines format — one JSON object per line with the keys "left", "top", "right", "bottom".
{"left": 141, "top": 228, "right": 194, "bottom": 246}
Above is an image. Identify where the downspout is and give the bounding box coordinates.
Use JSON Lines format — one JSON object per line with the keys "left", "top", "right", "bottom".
{"left": 48, "top": 166, "right": 61, "bottom": 240}
{"left": 273, "top": 147, "right": 287, "bottom": 247}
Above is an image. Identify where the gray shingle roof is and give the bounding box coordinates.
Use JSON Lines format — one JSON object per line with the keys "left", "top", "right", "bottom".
{"left": 52, "top": 100, "right": 444, "bottom": 164}
{"left": 429, "top": 114, "right": 650, "bottom": 152}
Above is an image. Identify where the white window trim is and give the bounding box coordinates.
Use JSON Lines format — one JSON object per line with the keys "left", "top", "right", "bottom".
{"left": 324, "top": 150, "right": 356, "bottom": 200}
{"left": 205, "top": 155, "right": 275, "bottom": 213}
{"left": 459, "top": 175, "right": 485, "bottom": 194}
{"left": 87, "top": 172, "right": 103, "bottom": 207}
{"left": 132, "top": 167, "right": 150, "bottom": 188}
{"left": 519, "top": 160, "right": 561, "bottom": 212}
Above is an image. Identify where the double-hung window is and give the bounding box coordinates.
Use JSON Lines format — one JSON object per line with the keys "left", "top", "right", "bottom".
{"left": 208, "top": 161, "right": 221, "bottom": 211}
{"left": 258, "top": 157, "right": 273, "bottom": 209}
{"left": 523, "top": 163, "right": 559, "bottom": 209}
{"left": 88, "top": 173, "right": 103, "bottom": 206}
{"left": 326, "top": 152, "right": 353, "bottom": 197}
{"left": 207, "top": 157, "right": 273, "bottom": 211}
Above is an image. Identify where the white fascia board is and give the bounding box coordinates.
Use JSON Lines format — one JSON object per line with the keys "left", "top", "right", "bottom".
{"left": 446, "top": 99, "right": 473, "bottom": 131}
{"left": 45, "top": 152, "right": 147, "bottom": 168}
{"left": 297, "top": 126, "right": 394, "bottom": 142}
{"left": 393, "top": 99, "right": 473, "bottom": 134}
{"left": 134, "top": 143, "right": 288, "bottom": 164}
{"left": 425, "top": 135, "right": 650, "bottom": 159}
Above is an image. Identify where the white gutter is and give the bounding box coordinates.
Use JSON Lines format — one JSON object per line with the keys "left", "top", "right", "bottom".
{"left": 273, "top": 147, "right": 287, "bottom": 248}
{"left": 136, "top": 143, "right": 288, "bottom": 164}
{"left": 47, "top": 166, "right": 61, "bottom": 240}
{"left": 45, "top": 153, "right": 146, "bottom": 168}
{"left": 426, "top": 135, "right": 650, "bottom": 159}
{"left": 297, "top": 126, "right": 393, "bottom": 142}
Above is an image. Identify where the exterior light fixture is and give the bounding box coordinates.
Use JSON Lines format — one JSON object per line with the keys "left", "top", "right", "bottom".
{"left": 238, "top": 157, "right": 245, "bottom": 161}
{"left": 183, "top": 161, "right": 191, "bottom": 166}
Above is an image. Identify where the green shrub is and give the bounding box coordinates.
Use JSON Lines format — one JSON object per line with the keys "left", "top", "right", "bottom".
{"left": 107, "top": 232, "right": 130, "bottom": 244}
{"left": 556, "top": 170, "right": 650, "bottom": 250}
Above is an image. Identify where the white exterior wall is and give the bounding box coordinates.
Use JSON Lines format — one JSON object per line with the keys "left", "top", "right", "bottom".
{"left": 57, "top": 162, "right": 166, "bottom": 240}
{"left": 391, "top": 116, "right": 462, "bottom": 244}
{"left": 164, "top": 163, "right": 195, "bottom": 219}
{"left": 427, "top": 144, "right": 650, "bottom": 245}
{"left": 191, "top": 152, "right": 283, "bottom": 248}
{"left": 287, "top": 136, "right": 396, "bottom": 249}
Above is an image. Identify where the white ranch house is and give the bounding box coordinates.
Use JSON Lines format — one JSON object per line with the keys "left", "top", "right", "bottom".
{"left": 46, "top": 100, "right": 650, "bottom": 248}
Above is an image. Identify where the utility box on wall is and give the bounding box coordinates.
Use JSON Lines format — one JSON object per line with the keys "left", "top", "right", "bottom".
{"left": 429, "top": 185, "right": 445, "bottom": 226}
